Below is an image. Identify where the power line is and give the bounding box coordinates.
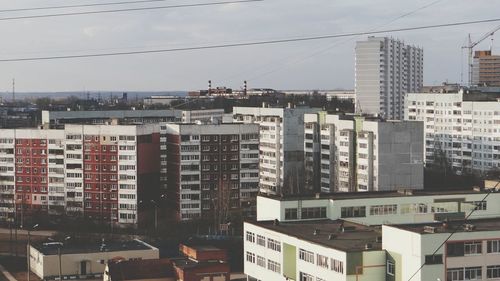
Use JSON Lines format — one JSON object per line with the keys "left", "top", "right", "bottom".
{"left": 407, "top": 180, "right": 500, "bottom": 281}
{"left": 1, "top": 17, "right": 500, "bottom": 62}
{"left": 0, "top": 0, "right": 263, "bottom": 21}
{"left": 0, "top": 0, "right": 180, "bottom": 13}
{"left": 227, "top": 0, "right": 446, "bottom": 83}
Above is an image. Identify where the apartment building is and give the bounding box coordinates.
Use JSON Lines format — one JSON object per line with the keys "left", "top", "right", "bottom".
{"left": 245, "top": 219, "right": 385, "bottom": 281}
{"left": 233, "top": 105, "right": 320, "bottom": 196}
{"left": 255, "top": 188, "right": 500, "bottom": 225}
{"left": 472, "top": 50, "right": 500, "bottom": 87}
{"left": 405, "top": 89, "right": 500, "bottom": 174}
{"left": 355, "top": 37, "right": 423, "bottom": 120}
{"left": 0, "top": 124, "right": 160, "bottom": 226}
{"left": 304, "top": 113, "right": 423, "bottom": 193}
{"left": 160, "top": 123, "right": 259, "bottom": 220}
{"left": 42, "top": 109, "right": 225, "bottom": 128}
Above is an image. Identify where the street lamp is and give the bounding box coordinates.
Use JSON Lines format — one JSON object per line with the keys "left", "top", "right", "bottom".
{"left": 48, "top": 236, "right": 71, "bottom": 281}
{"left": 150, "top": 200, "right": 158, "bottom": 232}
{"left": 27, "top": 223, "right": 39, "bottom": 281}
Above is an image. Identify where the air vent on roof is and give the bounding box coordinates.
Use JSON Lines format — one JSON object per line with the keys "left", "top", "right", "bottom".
{"left": 365, "top": 243, "right": 373, "bottom": 250}
{"left": 464, "top": 224, "right": 475, "bottom": 231}
{"left": 314, "top": 229, "right": 320, "bottom": 236}
{"left": 273, "top": 219, "right": 279, "bottom": 226}
{"left": 424, "top": 226, "right": 437, "bottom": 233}
{"left": 328, "top": 234, "right": 336, "bottom": 240}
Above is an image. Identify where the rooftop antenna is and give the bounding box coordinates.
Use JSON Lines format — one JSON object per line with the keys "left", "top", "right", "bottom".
{"left": 12, "top": 78, "right": 15, "bottom": 103}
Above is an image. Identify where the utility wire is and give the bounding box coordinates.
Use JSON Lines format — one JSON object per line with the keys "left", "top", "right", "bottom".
{"left": 0, "top": 0, "right": 182, "bottom": 13}
{"left": 407, "top": 180, "right": 500, "bottom": 281}
{"left": 0, "top": 0, "right": 263, "bottom": 21}
{"left": 237, "top": 0, "right": 445, "bottom": 83}
{"left": 1, "top": 17, "right": 499, "bottom": 62}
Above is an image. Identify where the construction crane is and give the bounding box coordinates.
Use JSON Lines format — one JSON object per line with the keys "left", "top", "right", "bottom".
{"left": 462, "top": 24, "right": 500, "bottom": 86}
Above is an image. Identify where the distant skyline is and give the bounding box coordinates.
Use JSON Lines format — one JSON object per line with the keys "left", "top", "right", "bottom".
{"left": 0, "top": 0, "right": 499, "bottom": 92}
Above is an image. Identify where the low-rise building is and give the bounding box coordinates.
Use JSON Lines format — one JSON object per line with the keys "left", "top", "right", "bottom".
{"left": 245, "top": 217, "right": 500, "bottom": 281}
{"left": 104, "top": 243, "right": 230, "bottom": 281}
{"left": 256, "top": 188, "right": 500, "bottom": 225}
{"left": 30, "top": 239, "right": 159, "bottom": 280}
{"left": 245, "top": 219, "right": 385, "bottom": 281}
{"left": 41, "top": 109, "right": 225, "bottom": 128}
{"left": 384, "top": 218, "right": 500, "bottom": 281}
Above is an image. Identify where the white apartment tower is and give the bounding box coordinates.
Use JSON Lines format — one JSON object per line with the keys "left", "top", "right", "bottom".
{"left": 233, "top": 105, "right": 320, "bottom": 196}
{"left": 405, "top": 89, "right": 500, "bottom": 174}
{"left": 304, "top": 113, "right": 424, "bottom": 193}
{"left": 355, "top": 37, "right": 423, "bottom": 120}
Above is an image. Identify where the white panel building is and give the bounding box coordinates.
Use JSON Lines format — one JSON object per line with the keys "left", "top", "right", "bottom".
{"left": 233, "top": 105, "right": 320, "bottom": 196}
{"left": 405, "top": 89, "right": 500, "bottom": 174}
{"left": 255, "top": 189, "right": 500, "bottom": 225}
{"left": 304, "top": 113, "right": 423, "bottom": 193}
{"left": 355, "top": 37, "right": 423, "bottom": 120}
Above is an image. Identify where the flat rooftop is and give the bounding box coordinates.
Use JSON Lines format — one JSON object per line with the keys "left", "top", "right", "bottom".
{"left": 389, "top": 218, "right": 500, "bottom": 235}
{"left": 33, "top": 239, "right": 155, "bottom": 255}
{"left": 246, "top": 219, "right": 381, "bottom": 252}
{"left": 260, "top": 188, "right": 490, "bottom": 201}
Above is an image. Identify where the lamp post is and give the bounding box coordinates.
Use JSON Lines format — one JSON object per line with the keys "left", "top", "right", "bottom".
{"left": 49, "top": 236, "right": 71, "bottom": 281}
{"left": 150, "top": 200, "right": 158, "bottom": 232}
{"left": 27, "top": 224, "right": 39, "bottom": 281}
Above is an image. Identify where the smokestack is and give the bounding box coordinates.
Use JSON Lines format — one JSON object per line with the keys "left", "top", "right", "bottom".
{"left": 244, "top": 80, "right": 247, "bottom": 96}
{"left": 208, "top": 80, "right": 212, "bottom": 95}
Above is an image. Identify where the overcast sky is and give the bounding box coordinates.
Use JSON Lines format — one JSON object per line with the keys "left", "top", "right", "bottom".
{"left": 0, "top": 0, "right": 499, "bottom": 92}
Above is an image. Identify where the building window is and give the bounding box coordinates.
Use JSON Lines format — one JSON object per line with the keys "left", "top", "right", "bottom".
{"left": 487, "top": 265, "right": 500, "bottom": 279}
{"left": 256, "top": 235, "right": 266, "bottom": 247}
{"left": 285, "top": 208, "right": 298, "bottom": 220}
{"left": 447, "top": 268, "right": 463, "bottom": 281}
{"left": 299, "top": 249, "right": 314, "bottom": 264}
{"left": 246, "top": 231, "right": 255, "bottom": 243}
{"left": 424, "top": 254, "right": 443, "bottom": 264}
{"left": 464, "top": 241, "right": 482, "bottom": 255}
{"left": 267, "top": 238, "right": 281, "bottom": 252}
{"left": 488, "top": 240, "right": 500, "bottom": 253}
{"left": 331, "top": 258, "right": 343, "bottom": 273}
{"left": 464, "top": 267, "right": 481, "bottom": 280}
{"left": 317, "top": 254, "right": 328, "bottom": 269}
{"left": 369, "top": 204, "right": 397, "bottom": 216}
{"left": 447, "top": 242, "right": 465, "bottom": 257}
{"left": 301, "top": 207, "right": 327, "bottom": 219}
{"left": 299, "top": 272, "right": 313, "bottom": 281}
{"left": 340, "top": 206, "right": 366, "bottom": 218}
{"left": 246, "top": 252, "right": 255, "bottom": 263}
{"left": 387, "top": 260, "right": 395, "bottom": 276}
{"left": 267, "top": 259, "right": 280, "bottom": 273}
{"left": 256, "top": 256, "right": 266, "bottom": 268}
